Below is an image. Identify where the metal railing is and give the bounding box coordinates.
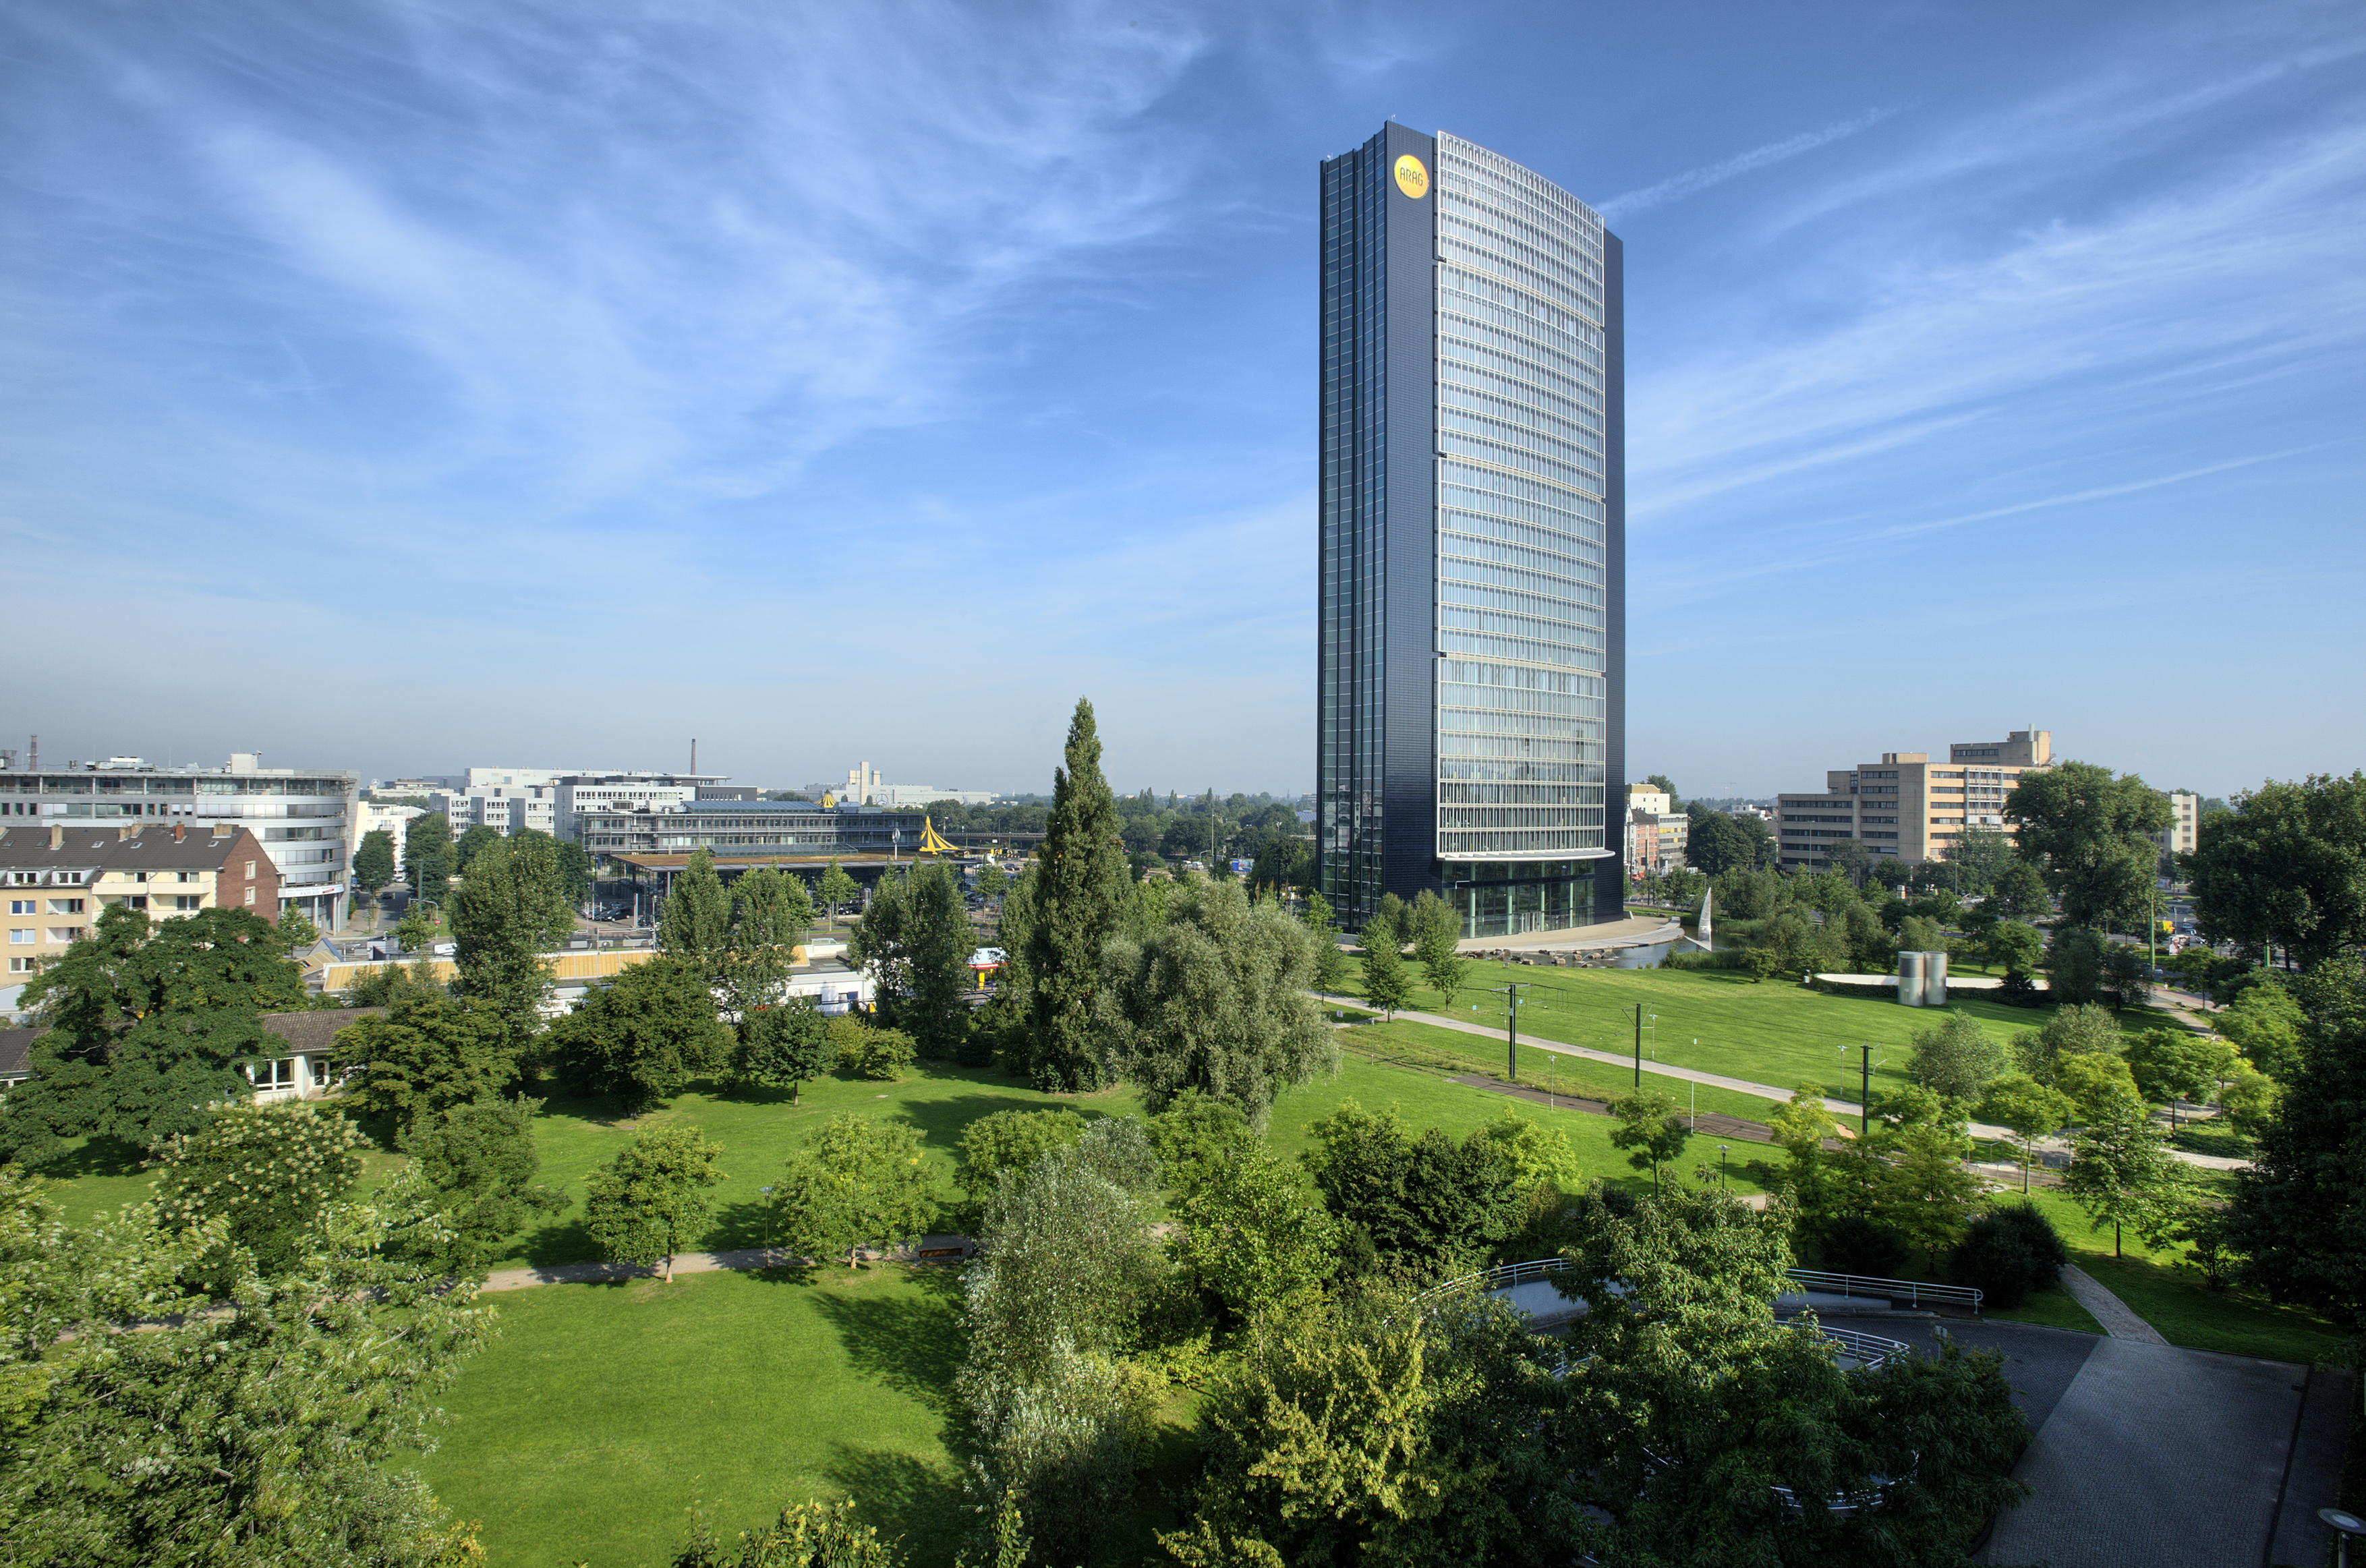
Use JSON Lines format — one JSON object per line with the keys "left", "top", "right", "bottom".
{"left": 1809, "top": 1324, "right": 1913, "bottom": 1368}
{"left": 1780, "top": 1269, "right": 1982, "bottom": 1312}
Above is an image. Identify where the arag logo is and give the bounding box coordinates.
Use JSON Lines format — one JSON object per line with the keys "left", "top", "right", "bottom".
{"left": 1393, "top": 153, "right": 1429, "bottom": 200}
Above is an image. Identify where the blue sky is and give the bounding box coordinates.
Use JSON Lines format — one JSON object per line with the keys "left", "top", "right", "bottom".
{"left": 3, "top": 0, "right": 2360, "bottom": 799}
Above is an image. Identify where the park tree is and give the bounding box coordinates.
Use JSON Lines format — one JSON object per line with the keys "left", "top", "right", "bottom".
{"left": 1978, "top": 1074, "right": 2073, "bottom": 1192}
{"left": 0, "top": 1166, "right": 492, "bottom": 1565}
{"left": 2185, "top": 772, "right": 2366, "bottom": 968}
{"left": 2064, "top": 1086, "right": 2187, "bottom": 1257}
{"left": 2042, "top": 925, "right": 2109, "bottom": 1006}
{"left": 2125, "top": 1028, "right": 2236, "bottom": 1128}
{"left": 1358, "top": 932, "right": 1412, "bottom": 1020}
{"left": 731, "top": 865, "right": 813, "bottom": 949}
{"left": 1941, "top": 825, "right": 2015, "bottom": 893}
{"left": 403, "top": 812, "right": 454, "bottom": 904}
{"left": 1904, "top": 1008, "right": 2007, "bottom": 1103}
{"left": 1609, "top": 1087, "right": 1692, "bottom": 1194}
{"left": 1097, "top": 877, "right": 1335, "bottom": 1123}
{"left": 398, "top": 1095, "right": 569, "bottom": 1277}
{"left": 338, "top": 993, "right": 517, "bottom": 1138}
{"left": 2217, "top": 1058, "right": 2280, "bottom": 1139}
{"left": 1300, "top": 889, "right": 1351, "bottom": 994}
{"left": 526, "top": 830, "right": 596, "bottom": 906}
{"left": 2215, "top": 979, "right": 2305, "bottom": 1077}
{"left": 448, "top": 830, "right": 576, "bottom": 1049}
{"left": 2004, "top": 760, "right": 2172, "bottom": 929}
{"left": 816, "top": 861, "right": 861, "bottom": 928}
{"left": 1985, "top": 861, "right": 2054, "bottom": 923}
{"left": 1682, "top": 811, "right": 1756, "bottom": 877}
{"left": 152, "top": 1102, "right": 367, "bottom": 1286}
{"left": 956, "top": 1107, "right": 1089, "bottom": 1206}
{"left": 1023, "top": 699, "right": 1130, "bottom": 1091}
{"left": 546, "top": 955, "right": 732, "bottom": 1110}
{"left": 1408, "top": 889, "right": 1466, "bottom": 1004}
{"left": 583, "top": 1123, "right": 725, "bottom": 1282}
{"left": 1364, "top": 891, "right": 1407, "bottom": 953}
{"left": 453, "top": 822, "right": 502, "bottom": 875}
{"left": 0, "top": 905, "right": 308, "bottom": 1165}
{"left": 2226, "top": 956, "right": 2366, "bottom": 1325}
{"left": 1300, "top": 1099, "right": 1522, "bottom": 1277}
{"left": 352, "top": 828, "right": 397, "bottom": 897}
{"left": 1824, "top": 838, "right": 1872, "bottom": 884}
{"left": 660, "top": 846, "right": 732, "bottom": 966}
{"left": 1169, "top": 1140, "right": 1338, "bottom": 1323}
{"left": 770, "top": 1113, "right": 937, "bottom": 1269}
{"left": 2011, "top": 1001, "right": 2123, "bottom": 1087}
{"left": 729, "top": 995, "right": 832, "bottom": 1102}
{"left": 1145, "top": 1087, "right": 1258, "bottom": 1189}
{"left": 1982, "top": 918, "right": 2044, "bottom": 979}
{"left": 860, "top": 859, "right": 971, "bottom": 1060}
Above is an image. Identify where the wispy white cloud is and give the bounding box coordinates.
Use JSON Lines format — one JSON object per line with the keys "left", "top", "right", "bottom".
{"left": 1596, "top": 108, "right": 1897, "bottom": 221}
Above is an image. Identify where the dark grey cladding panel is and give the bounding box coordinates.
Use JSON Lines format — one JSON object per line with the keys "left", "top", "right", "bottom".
{"left": 1381, "top": 121, "right": 1437, "bottom": 904}
{"left": 1598, "top": 227, "right": 1627, "bottom": 920}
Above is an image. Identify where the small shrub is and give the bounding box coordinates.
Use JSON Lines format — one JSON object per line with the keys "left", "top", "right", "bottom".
{"left": 1949, "top": 1202, "right": 2068, "bottom": 1308}
{"left": 848, "top": 1026, "right": 916, "bottom": 1081}
{"left": 1666, "top": 948, "right": 1743, "bottom": 971}
{"left": 1816, "top": 1213, "right": 1912, "bottom": 1277}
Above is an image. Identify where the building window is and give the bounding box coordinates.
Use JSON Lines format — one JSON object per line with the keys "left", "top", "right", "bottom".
{"left": 6, "top": 900, "right": 28, "bottom": 915}
{"left": 246, "top": 861, "right": 256, "bottom": 877}
{"left": 244, "top": 888, "right": 256, "bottom": 906}
{"left": 248, "top": 1059, "right": 299, "bottom": 1091}
{"left": 46, "top": 899, "right": 84, "bottom": 915}
{"left": 177, "top": 871, "right": 196, "bottom": 883}
{"left": 174, "top": 896, "right": 201, "bottom": 911}
{"left": 6, "top": 931, "right": 30, "bottom": 946}
{"left": 125, "top": 896, "right": 146, "bottom": 910}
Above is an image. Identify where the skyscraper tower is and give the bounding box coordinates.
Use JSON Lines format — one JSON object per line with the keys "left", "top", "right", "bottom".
{"left": 1317, "top": 125, "right": 1623, "bottom": 939}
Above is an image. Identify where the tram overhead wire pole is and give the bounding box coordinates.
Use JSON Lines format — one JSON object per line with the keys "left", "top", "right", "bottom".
{"left": 1839, "top": 1041, "right": 1883, "bottom": 1135}
{"left": 1482, "top": 981, "right": 1538, "bottom": 1083}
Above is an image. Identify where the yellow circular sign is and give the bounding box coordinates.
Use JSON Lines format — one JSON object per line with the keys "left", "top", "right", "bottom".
{"left": 1393, "top": 153, "right": 1429, "bottom": 200}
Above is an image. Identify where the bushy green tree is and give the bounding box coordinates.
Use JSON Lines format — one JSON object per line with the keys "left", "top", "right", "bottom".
{"left": 403, "top": 813, "right": 454, "bottom": 904}
{"left": 2064, "top": 1087, "right": 2187, "bottom": 1257}
{"left": 446, "top": 830, "right": 575, "bottom": 1052}
{"left": 0, "top": 1166, "right": 492, "bottom": 1565}
{"left": 2004, "top": 761, "right": 2172, "bottom": 928}
{"left": 2185, "top": 773, "right": 2366, "bottom": 968}
{"left": 1300, "top": 1099, "right": 1521, "bottom": 1277}
{"left": 2126, "top": 1028, "right": 2235, "bottom": 1127}
{"left": 863, "top": 859, "right": 971, "bottom": 1059}
{"left": 352, "top": 828, "right": 397, "bottom": 896}
{"left": 2216, "top": 981, "right": 2304, "bottom": 1077}
{"left": 729, "top": 995, "right": 832, "bottom": 1102}
{"left": 1904, "top": 1008, "right": 2007, "bottom": 1103}
{"left": 2226, "top": 957, "right": 2366, "bottom": 1325}
{"left": 816, "top": 861, "right": 861, "bottom": 928}
{"left": 1300, "top": 890, "right": 1350, "bottom": 995}
{"left": 2011, "top": 1000, "right": 2122, "bottom": 1086}
{"left": 1145, "top": 1088, "right": 1257, "bottom": 1190}
{"left": 583, "top": 1123, "right": 725, "bottom": 1281}
{"left": 1022, "top": 699, "right": 1130, "bottom": 1091}
{"left": 1985, "top": 861, "right": 2052, "bottom": 923}
{"left": 453, "top": 822, "right": 502, "bottom": 875}
{"left": 956, "top": 1107, "right": 1089, "bottom": 1204}
{"left": 1982, "top": 917, "right": 2044, "bottom": 978}
{"left": 1358, "top": 934, "right": 1412, "bottom": 1020}
{"left": 546, "top": 956, "right": 732, "bottom": 1110}
{"left": 1169, "top": 1142, "right": 1337, "bottom": 1323}
{"left": 660, "top": 847, "right": 732, "bottom": 966}
{"left": 152, "top": 1102, "right": 367, "bottom": 1286}
{"left": 399, "top": 1095, "right": 569, "bottom": 1278}
{"left": 1950, "top": 1201, "right": 2069, "bottom": 1308}
{"left": 338, "top": 993, "right": 517, "bottom": 1139}
{"left": 1609, "top": 1086, "right": 1692, "bottom": 1194}
{"left": 1977, "top": 1073, "right": 2073, "bottom": 1192}
{"left": 1407, "top": 889, "right": 1466, "bottom": 1004}
{"left": 1097, "top": 877, "right": 1335, "bottom": 1123}
{"left": 770, "top": 1114, "right": 937, "bottom": 1269}
{"left": 1363, "top": 892, "right": 1406, "bottom": 954}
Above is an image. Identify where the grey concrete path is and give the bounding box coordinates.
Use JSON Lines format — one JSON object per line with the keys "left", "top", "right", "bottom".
{"left": 1981, "top": 1337, "right": 2330, "bottom": 1568}
{"left": 1321, "top": 995, "right": 2245, "bottom": 1171}
{"left": 2056, "top": 1262, "right": 2166, "bottom": 1343}
{"left": 481, "top": 1238, "right": 971, "bottom": 1293}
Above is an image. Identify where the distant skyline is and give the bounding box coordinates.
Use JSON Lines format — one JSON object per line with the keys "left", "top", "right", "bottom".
{"left": 4, "top": 1, "right": 2360, "bottom": 801}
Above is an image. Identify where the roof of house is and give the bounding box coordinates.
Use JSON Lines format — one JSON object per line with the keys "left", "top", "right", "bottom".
{"left": 0, "top": 823, "right": 265, "bottom": 875}
{"left": 0, "top": 1028, "right": 38, "bottom": 1079}
{"left": 258, "top": 1008, "right": 384, "bottom": 1056}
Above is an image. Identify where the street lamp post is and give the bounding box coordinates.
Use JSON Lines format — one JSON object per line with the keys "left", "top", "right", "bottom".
{"left": 759, "top": 1186, "right": 774, "bottom": 1256}
{"left": 1718, "top": 1144, "right": 1729, "bottom": 1186}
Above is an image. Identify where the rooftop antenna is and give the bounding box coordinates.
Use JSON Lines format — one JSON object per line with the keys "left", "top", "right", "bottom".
{"left": 691, "top": 738, "right": 697, "bottom": 779}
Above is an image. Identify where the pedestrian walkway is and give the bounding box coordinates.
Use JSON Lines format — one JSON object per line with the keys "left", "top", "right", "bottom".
{"left": 1980, "top": 1334, "right": 2350, "bottom": 1567}
{"left": 480, "top": 1236, "right": 971, "bottom": 1293}
{"left": 2056, "top": 1263, "right": 2166, "bottom": 1343}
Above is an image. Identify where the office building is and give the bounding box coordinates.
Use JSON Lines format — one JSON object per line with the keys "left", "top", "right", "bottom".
{"left": 1317, "top": 125, "right": 1623, "bottom": 938}
{"left": 0, "top": 754, "right": 357, "bottom": 929}
{"left": 2, "top": 821, "right": 278, "bottom": 1013}
{"left": 2162, "top": 790, "right": 2201, "bottom": 859}
{"left": 1776, "top": 730, "right": 2053, "bottom": 871}
{"left": 1623, "top": 784, "right": 1687, "bottom": 877}
{"left": 837, "top": 763, "right": 1000, "bottom": 809}
{"left": 553, "top": 773, "right": 727, "bottom": 842}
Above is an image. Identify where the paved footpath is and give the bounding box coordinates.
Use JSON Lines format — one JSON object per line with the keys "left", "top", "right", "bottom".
{"left": 482, "top": 1240, "right": 969, "bottom": 1293}
{"left": 1321, "top": 995, "right": 2243, "bottom": 1169}
{"left": 2056, "top": 1262, "right": 2166, "bottom": 1343}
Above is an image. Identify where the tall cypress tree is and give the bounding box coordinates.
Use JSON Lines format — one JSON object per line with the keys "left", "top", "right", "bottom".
{"left": 1025, "top": 698, "right": 1130, "bottom": 1091}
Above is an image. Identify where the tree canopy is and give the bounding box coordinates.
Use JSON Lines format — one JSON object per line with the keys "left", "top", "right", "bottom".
{"left": 1022, "top": 698, "right": 1130, "bottom": 1091}
{"left": 2003, "top": 761, "right": 2172, "bottom": 928}
{"left": 2186, "top": 772, "right": 2366, "bottom": 968}
{"left": 448, "top": 830, "right": 575, "bottom": 1050}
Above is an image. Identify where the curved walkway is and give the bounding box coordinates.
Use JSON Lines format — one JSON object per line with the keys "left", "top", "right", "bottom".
{"left": 1319, "top": 996, "right": 2243, "bottom": 1171}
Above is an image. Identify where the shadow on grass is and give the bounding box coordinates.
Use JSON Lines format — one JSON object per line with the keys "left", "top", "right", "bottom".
{"left": 808, "top": 1267, "right": 969, "bottom": 1417}
{"left": 41, "top": 1135, "right": 146, "bottom": 1180}
{"left": 822, "top": 1445, "right": 969, "bottom": 1563}
{"left": 513, "top": 1216, "right": 603, "bottom": 1268}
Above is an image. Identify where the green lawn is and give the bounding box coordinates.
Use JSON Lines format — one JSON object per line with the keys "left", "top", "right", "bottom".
{"left": 1350, "top": 959, "right": 2188, "bottom": 1109}
{"left": 412, "top": 1265, "right": 970, "bottom": 1568}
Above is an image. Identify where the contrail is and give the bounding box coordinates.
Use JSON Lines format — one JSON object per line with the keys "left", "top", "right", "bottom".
{"left": 1597, "top": 108, "right": 1898, "bottom": 221}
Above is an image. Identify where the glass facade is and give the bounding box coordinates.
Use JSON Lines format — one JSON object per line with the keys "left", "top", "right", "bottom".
{"left": 1319, "top": 127, "right": 1623, "bottom": 939}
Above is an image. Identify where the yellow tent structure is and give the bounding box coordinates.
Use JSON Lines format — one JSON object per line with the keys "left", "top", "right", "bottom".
{"left": 916, "top": 815, "right": 960, "bottom": 855}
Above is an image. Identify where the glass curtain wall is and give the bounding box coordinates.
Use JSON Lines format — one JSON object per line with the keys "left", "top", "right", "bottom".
{"left": 1433, "top": 134, "right": 1611, "bottom": 936}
